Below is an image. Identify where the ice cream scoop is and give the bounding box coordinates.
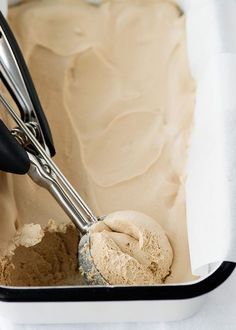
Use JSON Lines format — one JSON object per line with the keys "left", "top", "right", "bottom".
{"left": 80, "top": 211, "right": 173, "bottom": 285}
{"left": 0, "top": 92, "right": 173, "bottom": 284}
{"left": 0, "top": 11, "right": 173, "bottom": 285}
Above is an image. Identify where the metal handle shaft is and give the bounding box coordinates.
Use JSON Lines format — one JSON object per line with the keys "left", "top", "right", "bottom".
{"left": 28, "top": 155, "right": 91, "bottom": 233}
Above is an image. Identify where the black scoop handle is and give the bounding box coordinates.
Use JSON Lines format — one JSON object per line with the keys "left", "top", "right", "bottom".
{"left": 0, "top": 120, "right": 30, "bottom": 174}
{"left": 0, "top": 11, "right": 55, "bottom": 157}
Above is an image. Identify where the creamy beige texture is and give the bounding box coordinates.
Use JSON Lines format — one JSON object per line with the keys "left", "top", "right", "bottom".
{"left": 90, "top": 211, "right": 173, "bottom": 285}
{"left": 0, "top": 221, "right": 82, "bottom": 286}
{"left": 0, "top": 0, "right": 196, "bottom": 285}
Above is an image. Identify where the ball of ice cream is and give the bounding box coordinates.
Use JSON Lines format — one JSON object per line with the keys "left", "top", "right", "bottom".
{"left": 89, "top": 211, "right": 173, "bottom": 285}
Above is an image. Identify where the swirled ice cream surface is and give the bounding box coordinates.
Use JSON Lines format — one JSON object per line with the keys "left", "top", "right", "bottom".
{"left": 0, "top": 0, "right": 196, "bottom": 285}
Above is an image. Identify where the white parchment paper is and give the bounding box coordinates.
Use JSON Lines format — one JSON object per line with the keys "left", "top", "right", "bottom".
{"left": 180, "top": 0, "right": 236, "bottom": 275}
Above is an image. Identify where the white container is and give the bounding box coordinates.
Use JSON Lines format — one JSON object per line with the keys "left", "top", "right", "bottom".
{"left": 0, "top": 0, "right": 235, "bottom": 324}
{"left": 0, "top": 262, "right": 234, "bottom": 323}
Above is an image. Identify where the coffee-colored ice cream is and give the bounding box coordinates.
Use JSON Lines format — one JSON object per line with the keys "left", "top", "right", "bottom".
{"left": 0, "top": 221, "right": 82, "bottom": 286}
{"left": 89, "top": 211, "right": 173, "bottom": 285}
{"left": 0, "top": 0, "right": 196, "bottom": 286}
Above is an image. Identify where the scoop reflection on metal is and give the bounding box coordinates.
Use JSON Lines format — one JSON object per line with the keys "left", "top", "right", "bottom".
{"left": 79, "top": 234, "right": 107, "bottom": 285}
{"left": 0, "top": 12, "right": 107, "bottom": 285}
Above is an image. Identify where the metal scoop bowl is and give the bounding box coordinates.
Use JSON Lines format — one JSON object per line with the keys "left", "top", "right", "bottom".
{"left": 79, "top": 234, "right": 108, "bottom": 285}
